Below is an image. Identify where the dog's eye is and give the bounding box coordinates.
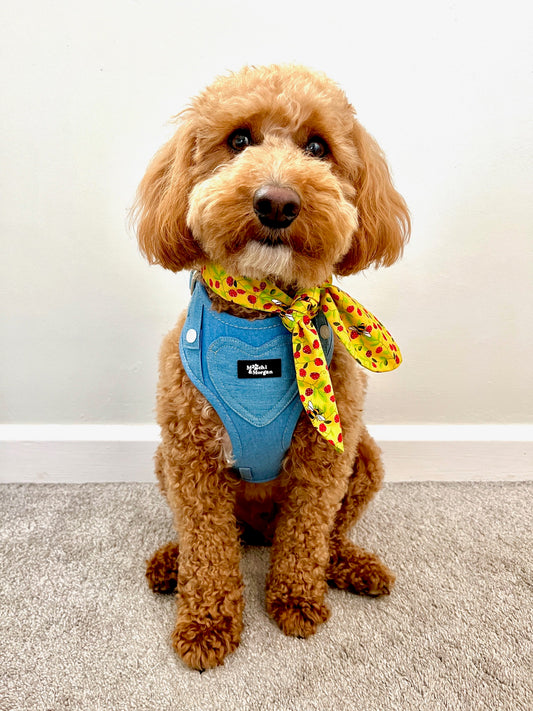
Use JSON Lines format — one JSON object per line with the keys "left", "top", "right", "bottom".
{"left": 228, "top": 129, "right": 252, "bottom": 152}
{"left": 305, "top": 137, "right": 329, "bottom": 159}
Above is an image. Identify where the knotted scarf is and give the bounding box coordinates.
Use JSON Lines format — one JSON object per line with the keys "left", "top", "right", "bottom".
{"left": 201, "top": 263, "right": 402, "bottom": 453}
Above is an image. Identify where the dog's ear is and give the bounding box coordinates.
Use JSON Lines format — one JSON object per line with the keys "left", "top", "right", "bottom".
{"left": 133, "top": 117, "right": 205, "bottom": 271}
{"left": 335, "top": 121, "right": 410, "bottom": 275}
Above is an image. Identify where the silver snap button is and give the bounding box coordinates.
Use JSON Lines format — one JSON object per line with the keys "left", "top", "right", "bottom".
{"left": 319, "top": 325, "right": 330, "bottom": 339}
{"left": 185, "top": 328, "right": 197, "bottom": 344}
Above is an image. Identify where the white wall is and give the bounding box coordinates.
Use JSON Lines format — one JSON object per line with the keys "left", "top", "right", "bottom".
{"left": 1, "top": 0, "right": 532, "bottom": 427}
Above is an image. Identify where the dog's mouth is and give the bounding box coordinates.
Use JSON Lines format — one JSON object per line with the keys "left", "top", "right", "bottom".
{"left": 251, "top": 231, "right": 287, "bottom": 248}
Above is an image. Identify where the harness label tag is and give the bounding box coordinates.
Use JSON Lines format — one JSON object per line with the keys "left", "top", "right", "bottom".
{"left": 237, "top": 359, "right": 282, "bottom": 379}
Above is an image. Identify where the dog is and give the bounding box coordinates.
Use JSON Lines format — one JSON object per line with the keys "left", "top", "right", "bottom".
{"left": 133, "top": 64, "right": 410, "bottom": 670}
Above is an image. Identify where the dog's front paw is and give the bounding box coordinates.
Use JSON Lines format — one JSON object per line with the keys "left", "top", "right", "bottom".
{"left": 266, "top": 592, "right": 330, "bottom": 638}
{"left": 172, "top": 604, "right": 243, "bottom": 670}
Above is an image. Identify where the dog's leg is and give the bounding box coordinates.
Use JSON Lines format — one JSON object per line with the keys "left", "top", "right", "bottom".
{"left": 327, "top": 427, "right": 395, "bottom": 595}
{"left": 146, "top": 443, "right": 180, "bottom": 593}
{"left": 265, "top": 423, "right": 355, "bottom": 638}
{"left": 265, "top": 347, "right": 362, "bottom": 638}
{"left": 164, "top": 445, "right": 244, "bottom": 670}
{"left": 153, "top": 323, "right": 245, "bottom": 669}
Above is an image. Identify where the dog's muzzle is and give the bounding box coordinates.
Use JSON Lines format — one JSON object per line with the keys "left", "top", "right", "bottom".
{"left": 253, "top": 185, "right": 301, "bottom": 230}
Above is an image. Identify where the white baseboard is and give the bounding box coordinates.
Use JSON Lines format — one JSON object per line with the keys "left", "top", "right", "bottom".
{"left": 1, "top": 425, "right": 532, "bottom": 483}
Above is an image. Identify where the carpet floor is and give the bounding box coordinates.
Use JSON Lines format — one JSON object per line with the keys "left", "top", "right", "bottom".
{"left": 0, "top": 481, "right": 531, "bottom": 711}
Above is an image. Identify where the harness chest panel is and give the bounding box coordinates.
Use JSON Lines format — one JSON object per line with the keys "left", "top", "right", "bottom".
{"left": 179, "top": 281, "right": 334, "bottom": 482}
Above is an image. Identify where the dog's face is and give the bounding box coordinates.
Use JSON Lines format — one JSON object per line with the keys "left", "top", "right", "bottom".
{"left": 135, "top": 65, "right": 409, "bottom": 289}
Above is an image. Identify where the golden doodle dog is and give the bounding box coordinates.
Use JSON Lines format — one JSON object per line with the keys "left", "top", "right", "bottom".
{"left": 134, "top": 64, "right": 410, "bottom": 670}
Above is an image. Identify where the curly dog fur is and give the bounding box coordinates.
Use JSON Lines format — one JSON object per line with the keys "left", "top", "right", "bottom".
{"left": 134, "top": 64, "right": 410, "bottom": 670}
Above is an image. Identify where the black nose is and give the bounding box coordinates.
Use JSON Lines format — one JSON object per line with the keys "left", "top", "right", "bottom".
{"left": 253, "top": 185, "right": 301, "bottom": 229}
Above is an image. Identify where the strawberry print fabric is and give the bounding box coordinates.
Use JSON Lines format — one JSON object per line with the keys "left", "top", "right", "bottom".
{"left": 201, "top": 264, "right": 402, "bottom": 453}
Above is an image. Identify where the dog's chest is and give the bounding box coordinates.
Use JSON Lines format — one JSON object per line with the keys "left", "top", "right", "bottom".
{"left": 179, "top": 281, "right": 333, "bottom": 483}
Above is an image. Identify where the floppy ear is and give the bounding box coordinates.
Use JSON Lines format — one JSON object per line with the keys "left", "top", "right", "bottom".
{"left": 133, "top": 117, "right": 205, "bottom": 271}
{"left": 335, "top": 121, "right": 410, "bottom": 275}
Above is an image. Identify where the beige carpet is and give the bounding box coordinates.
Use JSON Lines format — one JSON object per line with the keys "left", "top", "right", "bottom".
{"left": 1, "top": 481, "right": 531, "bottom": 711}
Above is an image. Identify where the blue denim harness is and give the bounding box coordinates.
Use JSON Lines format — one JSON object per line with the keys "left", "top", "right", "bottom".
{"left": 179, "top": 279, "right": 334, "bottom": 483}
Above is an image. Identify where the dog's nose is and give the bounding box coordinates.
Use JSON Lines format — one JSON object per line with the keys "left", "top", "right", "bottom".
{"left": 253, "top": 185, "right": 301, "bottom": 229}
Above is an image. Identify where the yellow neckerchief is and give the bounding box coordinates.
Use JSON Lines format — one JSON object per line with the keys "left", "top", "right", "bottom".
{"left": 201, "top": 263, "right": 402, "bottom": 453}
